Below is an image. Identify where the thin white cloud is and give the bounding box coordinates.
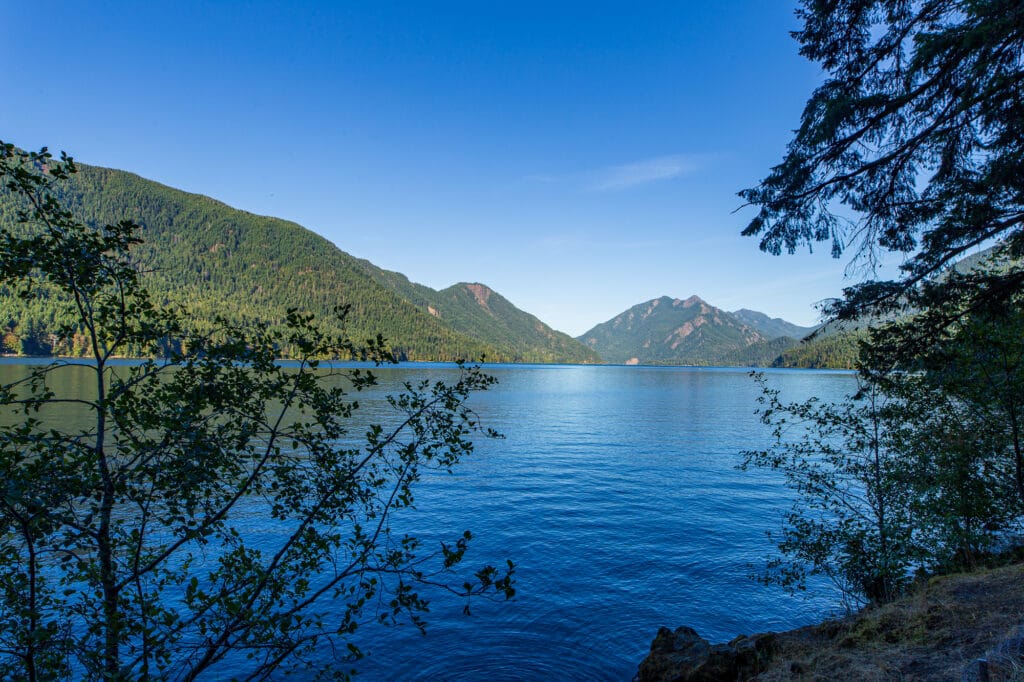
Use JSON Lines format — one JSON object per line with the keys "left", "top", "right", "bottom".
{"left": 589, "top": 154, "right": 700, "bottom": 191}
{"left": 524, "top": 154, "right": 708, "bottom": 192}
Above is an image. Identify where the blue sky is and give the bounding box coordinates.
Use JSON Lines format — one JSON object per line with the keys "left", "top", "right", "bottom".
{"left": 4, "top": 1, "right": 881, "bottom": 336}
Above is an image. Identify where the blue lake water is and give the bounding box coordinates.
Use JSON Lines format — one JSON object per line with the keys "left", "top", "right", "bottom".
{"left": 344, "top": 364, "right": 855, "bottom": 680}
{"left": 0, "top": 360, "right": 856, "bottom": 680}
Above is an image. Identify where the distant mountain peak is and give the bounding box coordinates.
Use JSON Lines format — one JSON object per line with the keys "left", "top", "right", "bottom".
{"left": 639, "top": 298, "right": 663, "bottom": 319}
{"left": 578, "top": 295, "right": 798, "bottom": 366}
{"left": 632, "top": 295, "right": 708, "bottom": 323}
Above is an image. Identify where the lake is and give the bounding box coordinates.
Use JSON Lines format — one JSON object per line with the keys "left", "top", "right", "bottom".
{"left": 312, "top": 363, "right": 856, "bottom": 680}
{"left": 0, "top": 360, "right": 856, "bottom": 680}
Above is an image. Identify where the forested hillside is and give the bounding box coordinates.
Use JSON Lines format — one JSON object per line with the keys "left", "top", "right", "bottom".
{"left": 0, "top": 164, "right": 596, "bottom": 362}
{"left": 771, "top": 329, "right": 864, "bottom": 369}
{"left": 718, "top": 335, "right": 801, "bottom": 367}
{"left": 352, "top": 261, "right": 600, "bottom": 363}
{"left": 730, "top": 309, "right": 817, "bottom": 340}
{"left": 760, "top": 249, "right": 1009, "bottom": 370}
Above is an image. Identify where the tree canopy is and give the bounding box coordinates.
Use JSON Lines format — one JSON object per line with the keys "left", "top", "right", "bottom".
{"left": 741, "top": 0, "right": 1024, "bottom": 320}
{"left": 740, "top": 0, "right": 1024, "bottom": 611}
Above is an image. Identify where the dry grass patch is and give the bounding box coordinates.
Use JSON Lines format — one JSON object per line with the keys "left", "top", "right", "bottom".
{"left": 753, "top": 562, "right": 1024, "bottom": 681}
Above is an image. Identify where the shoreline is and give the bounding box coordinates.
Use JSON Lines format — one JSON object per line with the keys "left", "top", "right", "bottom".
{"left": 636, "top": 561, "right": 1024, "bottom": 680}
{"left": 0, "top": 354, "right": 856, "bottom": 372}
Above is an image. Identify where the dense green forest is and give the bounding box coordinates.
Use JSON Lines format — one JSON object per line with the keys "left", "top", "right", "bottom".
{"left": 0, "top": 164, "right": 598, "bottom": 362}
{"left": 352, "top": 260, "right": 599, "bottom": 363}
{"left": 719, "top": 335, "right": 801, "bottom": 367}
{"left": 771, "top": 329, "right": 864, "bottom": 369}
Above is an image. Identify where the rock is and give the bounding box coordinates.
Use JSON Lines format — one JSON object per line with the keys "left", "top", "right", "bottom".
{"left": 727, "top": 633, "right": 780, "bottom": 676}
{"left": 636, "top": 626, "right": 778, "bottom": 681}
{"left": 636, "top": 626, "right": 711, "bottom": 682}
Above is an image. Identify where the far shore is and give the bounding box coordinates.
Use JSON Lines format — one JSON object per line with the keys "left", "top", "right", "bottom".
{"left": 0, "top": 354, "right": 856, "bottom": 371}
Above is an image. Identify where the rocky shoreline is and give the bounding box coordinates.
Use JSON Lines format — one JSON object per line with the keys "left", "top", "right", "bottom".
{"left": 635, "top": 626, "right": 779, "bottom": 681}
{"left": 635, "top": 562, "right": 1024, "bottom": 681}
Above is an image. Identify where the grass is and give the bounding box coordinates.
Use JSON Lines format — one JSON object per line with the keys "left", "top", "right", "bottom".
{"left": 751, "top": 561, "right": 1024, "bottom": 680}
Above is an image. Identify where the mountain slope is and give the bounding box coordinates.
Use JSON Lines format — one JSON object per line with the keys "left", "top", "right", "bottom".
{"left": 0, "top": 163, "right": 592, "bottom": 362}
{"left": 731, "top": 309, "right": 817, "bottom": 340}
{"left": 578, "top": 296, "right": 771, "bottom": 365}
{"left": 719, "top": 335, "right": 801, "bottom": 367}
{"left": 769, "top": 246, "right": 1017, "bottom": 369}
{"left": 771, "top": 329, "right": 865, "bottom": 369}
{"left": 431, "top": 283, "right": 600, "bottom": 363}
{"left": 352, "top": 262, "right": 600, "bottom": 363}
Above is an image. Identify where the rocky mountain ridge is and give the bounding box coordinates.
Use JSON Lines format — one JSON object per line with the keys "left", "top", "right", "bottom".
{"left": 578, "top": 295, "right": 814, "bottom": 366}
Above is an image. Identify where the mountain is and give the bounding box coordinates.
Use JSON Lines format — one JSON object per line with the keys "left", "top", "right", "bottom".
{"left": 351, "top": 261, "right": 600, "bottom": 363}
{"left": 771, "top": 328, "right": 864, "bottom": 368}
{"left": 577, "top": 295, "right": 775, "bottom": 365}
{"left": 428, "top": 282, "right": 599, "bottom": 363}
{"left": 769, "top": 246, "right": 1020, "bottom": 369}
{"left": 720, "top": 335, "right": 801, "bottom": 367}
{"left": 731, "top": 309, "right": 818, "bottom": 340}
{"left": 0, "top": 163, "right": 597, "bottom": 363}
{"left": 727, "top": 310, "right": 861, "bottom": 369}
{"left": 575, "top": 248, "right": 1018, "bottom": 369}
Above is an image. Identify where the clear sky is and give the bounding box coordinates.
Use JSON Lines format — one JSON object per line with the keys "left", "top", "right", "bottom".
{"left": 4, "top": 1, "right": 880, "bottom": 336}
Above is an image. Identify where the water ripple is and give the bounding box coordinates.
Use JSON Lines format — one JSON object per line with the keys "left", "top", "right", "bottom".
{"left": 350, "top": 365, "right": 854, "bottom": 679}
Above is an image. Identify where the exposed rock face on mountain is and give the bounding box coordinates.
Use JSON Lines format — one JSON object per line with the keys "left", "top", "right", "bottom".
{"left": 577, "top": 296, "right": 779, "bottom": 366}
